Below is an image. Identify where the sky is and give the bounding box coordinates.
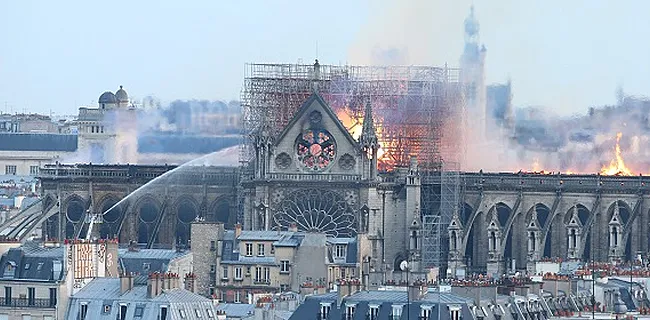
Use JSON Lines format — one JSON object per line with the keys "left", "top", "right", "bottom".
{"left": 1, "top": 0, "right": 649, "bottom": 117}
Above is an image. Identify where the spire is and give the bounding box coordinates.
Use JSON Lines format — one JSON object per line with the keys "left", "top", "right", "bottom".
{"left": 359, "top": 99, "right": 378, "bottom": 149}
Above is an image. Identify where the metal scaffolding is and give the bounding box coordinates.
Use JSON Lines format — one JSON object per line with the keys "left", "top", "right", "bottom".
{"left": 240, "top": 62, "right": 467, "bottom": 273}
{"left": 240, "top": 62, "right": 463, "bottom": 171}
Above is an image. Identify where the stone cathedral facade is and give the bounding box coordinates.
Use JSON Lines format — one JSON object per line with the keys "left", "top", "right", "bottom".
{"left": 242, "top": 93, "right": 426, "bottom": 279}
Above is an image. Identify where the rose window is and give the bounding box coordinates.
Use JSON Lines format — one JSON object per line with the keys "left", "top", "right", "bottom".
{"left": 274, "top": 189, "right": 356, "bottom": 237}
{"left": 295, "top": 129, "right": 336, "bottom": 171}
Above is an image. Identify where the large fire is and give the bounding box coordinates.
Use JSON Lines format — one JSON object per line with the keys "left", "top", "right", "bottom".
{"left": 600, "top": 132, "right": 634, "bottom": 176}
{"left": 336, "top": 107, "right": 392, "bottom": 167}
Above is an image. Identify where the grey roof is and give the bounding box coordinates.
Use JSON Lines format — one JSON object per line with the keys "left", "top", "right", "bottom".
{"left": 138, "top": 134, "right": 241, "bottom": 154}
{"left": 118, "top": 249, "right": 190, "bottom": 285}
{"left": 115, "top": 86, "right": 129, "bottom": 102}
{"left": 215, "top": 303, "right": 255, "bottom": 318}
{"left": 98, "top": 91, "right": 117, "bottom": 104}
{"left": 0, "top": 243, "right": 64, "bottom": 282}
{"left": 236, "top": 231, "right": 295, "bottom": 241}
{"left": 290, "top": 290, "right": 473, "bottom": 320}
{"left": 0, "top": 133, "right": 77, "bottom": 152}
{"left": 66, "top": 278, "right": 218, "bottom": 320}
{"left": 20, "top": 197, "right": 39, "bottom": 210}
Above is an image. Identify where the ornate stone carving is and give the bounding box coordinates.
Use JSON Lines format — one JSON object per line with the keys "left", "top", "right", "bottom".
{"left": 275, "top": 152, "right": 292, "bottom": 169}
{"left": 339, "top": 153, "right": 356, "bottom": 170}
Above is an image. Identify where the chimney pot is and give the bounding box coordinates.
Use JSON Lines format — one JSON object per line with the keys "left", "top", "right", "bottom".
{"left": 235, "top": 223, "right": 242, "bottom": 238}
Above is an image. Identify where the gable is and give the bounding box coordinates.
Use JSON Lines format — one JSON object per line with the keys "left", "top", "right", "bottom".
{"left": 270, "top": 94, "right": 362, "bottom": 174}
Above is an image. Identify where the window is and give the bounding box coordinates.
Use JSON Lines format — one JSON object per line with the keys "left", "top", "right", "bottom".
{"left": 421, "top": 305, "right": 433, "bottom": 320}
{"left": 280, "top": 260, "right": 290, "bottom": 273}
{"left": 391, "top": 304, "right": 404, "bottom": 319}
{"left": 222, "top": 266, "right": 228, "bottom": 280}
{"left": 255, "top": 267, "right": 263, "bottom": 282}
{"left": 210, "top": 265, "right": 216, "bottom": 273}
{"left": 160, "top": 306, "right": 168, "bottom": 320}
{"left": 194, "top": 309, "right": 202, "bottom": 318}
{"left": 134, "top": 305, "right": 144, "bottom": 317}
{"left": 4, "top": 287, "right": 11, "bottom": 305}
{"left": 179, "top": 309, "right": 187, "bottom": 319}
{"left": 235, "top": 291, "right": 241, "bottom": 303}
{"left": 257, "top": 243, "right": 265, "bottom": 256}
{"left": 206, "top": 308, "right": 214, "bottom": 318}
{"left": 29, "top": 166, "right": 39, "bottom": 175}
{"left": 21, "top": 316, "right": 30, "bottom": 320}
{"left": 43, "top": 317, "right": 53, "bottom": 320}
{"left": 336, "top": 245, "right": 346, "bottom": 258}
{"left": 5, "top": 165, "right": 16, "bottom": 175}
{"left": 235, "top": 267, "right": 243, "bottom": 280}
{"left": 245, "top": 243, "right": 253, "bottom": 256}
{"left": 264, "top": 267, "right": 270, "bottom": 282}
{"left": 210, "top": 241, "right": 216, "bottom": 251}
{"left": 142, "top": 262, "right": 151, "bottom": 271}
{"left": 119, "top": 304, "right": 127, "bottom": 320}
{"left": 341, "top": 268, "right": 346, "bottom": 279}
{"left": 320, "top": 302, "right": 332, "bottom": 320}
{"left": 27, "top": 287, "right": 34, "bottom": 306}
{"left": 449, "top": 305, "right": 462, "bottom": 320}
{"left": 49, "top": 288, "right": 57, "bottom": 307}
{"left": 103, "top": 305, "right": 111, "bottom": 314}
{"left": 79, "top": 303, "right": 88, "bottom": 320}
{"left": 345, "top": 304, "right": 356, "bottom": 320}
{"left": 369, "top": 304, "right": 380, "bottom": 320}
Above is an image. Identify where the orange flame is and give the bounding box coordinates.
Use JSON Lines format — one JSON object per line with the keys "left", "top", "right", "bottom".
{"left": 336, "top": 107, "right": 392, "bottom": 167}
{"left": 600, "top": 132, "right": 633, "bottom": 176}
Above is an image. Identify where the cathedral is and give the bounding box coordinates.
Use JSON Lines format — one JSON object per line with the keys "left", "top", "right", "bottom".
{"left": 241, "top": 92, "right": 428, "bottom": 280}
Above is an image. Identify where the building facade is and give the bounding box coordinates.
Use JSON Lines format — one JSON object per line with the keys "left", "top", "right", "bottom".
{"left": 0, "top": 242, "right": 67, "bottom": 320}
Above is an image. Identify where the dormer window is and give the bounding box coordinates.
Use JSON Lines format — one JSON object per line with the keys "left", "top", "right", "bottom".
{"left": 449, "top": 305, "right": 462, "bottom": 320}
{"left": 319, "top": 302, "right": 332, "bottom": 320}
{"left": 368, "top": 304, "right": 380, "bottom": 320}
{"left": 345, "top": 303, "right": 356, "bottom": 320}
{"left": 421, "top": 305, "right": 433, "bottom": 320}
{"left": 391, "top": 304, "right": 404, "bottom": 319}
{"left": 335, "top": 245, "right": 346, "bottom": 258}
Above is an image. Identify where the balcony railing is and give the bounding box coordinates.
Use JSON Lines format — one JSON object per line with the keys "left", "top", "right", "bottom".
{"left": 0, "top": 298, "right": 56, "bottom": 309}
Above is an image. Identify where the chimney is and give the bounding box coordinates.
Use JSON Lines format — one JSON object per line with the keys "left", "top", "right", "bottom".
{"left": 235, "top": 223, "right": 242, "bottom": 238}
{"left": 120, "top": 272, "right": 134, "bottom": 294}
{"left": 408, "top": 280, "right": 428, "bottom": 301}
{"left": 185, "top": 273, "right": 197, "bottom": 293}
{"left": 289, "top": 222, "right": 298, "bottom": 232}
{"left": 148, "top": 273, "right": 162, "bottom": 298}
{"left": 337, "top": 279, "right": 361, "bottom": 305}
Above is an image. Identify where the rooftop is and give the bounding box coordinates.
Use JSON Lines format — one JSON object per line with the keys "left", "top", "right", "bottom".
{"left": 66, "top": 278, "right": 217, "bottom": 320}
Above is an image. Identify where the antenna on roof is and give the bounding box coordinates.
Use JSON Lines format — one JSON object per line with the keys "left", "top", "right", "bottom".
{"left": 316, "top": 40, "right": 319, "bottom": 60}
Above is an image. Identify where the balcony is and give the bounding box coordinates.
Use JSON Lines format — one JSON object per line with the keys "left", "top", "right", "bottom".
{"left": 0, "top": 298, "right": 56, "bottom": 309}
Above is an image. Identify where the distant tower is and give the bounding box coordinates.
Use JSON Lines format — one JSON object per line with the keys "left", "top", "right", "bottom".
{"left": 459, "top": 5, "right": 487, "bottom": 138}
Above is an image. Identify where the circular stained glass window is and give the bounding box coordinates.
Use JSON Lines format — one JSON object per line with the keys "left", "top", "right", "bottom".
{"left": 296, "top": 129, "right": 336, "bottom": 171}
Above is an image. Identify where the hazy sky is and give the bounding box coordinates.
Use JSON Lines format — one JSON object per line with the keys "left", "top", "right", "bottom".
{"left": 1, "top": 0, "right": 649, "bottom": 116}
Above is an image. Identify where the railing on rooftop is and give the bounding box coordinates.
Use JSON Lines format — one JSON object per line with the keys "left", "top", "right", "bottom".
{"left": 0, "top": 298, "right": 56, "bottom": 309}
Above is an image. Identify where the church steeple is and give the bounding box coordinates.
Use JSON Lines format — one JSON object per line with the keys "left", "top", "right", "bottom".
{"left": 359, "top": 99, "right": 379, "bottom": 180}
{"left": 359, "top": 100, "right": 378, "bottom": 149}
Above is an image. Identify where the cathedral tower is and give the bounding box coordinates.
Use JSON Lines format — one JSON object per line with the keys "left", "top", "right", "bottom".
{"left": 460, "top": 6, "right": 487, "bottom": 138}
